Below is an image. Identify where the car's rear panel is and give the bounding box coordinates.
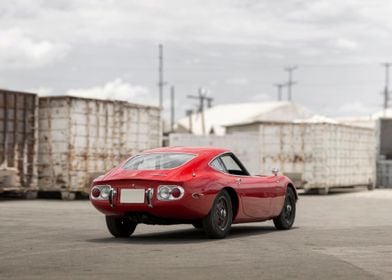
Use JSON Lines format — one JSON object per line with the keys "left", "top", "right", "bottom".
{"left": 91, "top": 179, "right": 213, "bottom": 221}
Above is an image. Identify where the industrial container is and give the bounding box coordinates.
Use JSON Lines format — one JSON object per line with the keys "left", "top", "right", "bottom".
{"left": 377, "top": 118, "right": 392, "bottom": 159}
{"left": 38, "top": 96, "right": 160, "bottom": 199}
{"left": 0, "top": 89, "right": 38, "bottom": 196}
{"left": 170, "top": 121, "right": 376, "bottom": 194}
{"left": 170, "top": 133, "right": 261, "bottom": 175}
{"left": 377, "top": 160, "right": 392, "bottom": 188}
{"left": 376, "top": 118, "right": 392, "bottom": 188}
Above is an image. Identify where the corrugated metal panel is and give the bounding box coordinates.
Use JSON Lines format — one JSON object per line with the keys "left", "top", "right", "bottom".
{"left": 257, "top": 123, "right": 375, "bottom": 190}
{"left": 170, "top": 122, "right": 376, "bottom": 191}
{"left": 377, "top": 160, "right": 392, "bottom": 188}
{"left": 0, "top": 89, "right": 37, "bottom": 193}
{"left": 38, "top": 96, "right": 160, "bottom": 194}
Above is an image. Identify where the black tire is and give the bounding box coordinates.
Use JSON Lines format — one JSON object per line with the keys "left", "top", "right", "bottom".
{"left": 105, "top": 216, "right": 137, "bottom": 238}
{"left": 202, "top": 190, "right": 233, "bottom": 239}
{"left": 192, "top": 221, "right": 203, "bottom": 229}
{"left": 273, "top": 187, "right": 296, "bottom": 230}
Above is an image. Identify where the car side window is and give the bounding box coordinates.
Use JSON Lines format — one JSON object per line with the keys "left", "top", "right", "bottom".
{"left": 220, "top": 154, "right": 249, "bottom": 176}
{"left": 210, "top": 158, "right": 226, "bottom": 172}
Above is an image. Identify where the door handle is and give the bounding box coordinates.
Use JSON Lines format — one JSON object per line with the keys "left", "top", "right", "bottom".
{"left": 236, "top": 178, "right": 242, "bottom": 184}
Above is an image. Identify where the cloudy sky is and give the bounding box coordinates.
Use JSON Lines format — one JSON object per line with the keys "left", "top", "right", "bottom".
{"left": 1, "top": 0, "right": 392, "bottom": 119}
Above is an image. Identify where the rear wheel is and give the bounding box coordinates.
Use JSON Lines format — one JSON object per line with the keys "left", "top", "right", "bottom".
{"left": 105, "top": 216, "right": 137, "bottom": 238}
{"left": 202, "top": 190, "right": 232, "bottom": 239}
{"left": 273, "top": 188, "right": 296, "bottom": 230}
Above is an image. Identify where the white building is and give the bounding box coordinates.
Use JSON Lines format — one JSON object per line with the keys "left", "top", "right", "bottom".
{"left": 176, "top": 101, "right": 315, "bottom": 136}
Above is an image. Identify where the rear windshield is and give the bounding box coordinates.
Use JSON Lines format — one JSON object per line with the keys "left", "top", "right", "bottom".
{"left": 122, "top": 153, "right": 196, "bottom": 170}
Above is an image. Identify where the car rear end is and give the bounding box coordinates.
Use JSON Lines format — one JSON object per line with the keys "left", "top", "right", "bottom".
{"left": 91, "top": 177, "right": 215, "bottom": 223}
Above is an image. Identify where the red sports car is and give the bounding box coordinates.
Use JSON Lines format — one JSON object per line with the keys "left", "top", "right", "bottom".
{"left": 90, "top": 147, "right": 297, "bottom": 239}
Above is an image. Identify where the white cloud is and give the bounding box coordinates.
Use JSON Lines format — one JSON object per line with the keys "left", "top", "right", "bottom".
{"left": 1, "top": 0, "right": 392, "bottom": 119}
{"left": 262, "top": 52, "right": 285, "bottom": 60}
{"left": 299, "top": 48, "right": 324, "bottom": 57}
{"left": 0, "top": 28, "right": 69, "bottom": 68}
{"left": 1, "top": 0, "right": 391, "bottom": 59}
{"left": 185, "top": 58, "right": 200, "bottom": 65}
{"left": 333, "top": 38, "right": 359, "bottom": 51}
{"left": 226, "top": 77, "right": 249, "bottom": 86}
{"left": 65, "top": 78, "right": 157, "bottom": 106}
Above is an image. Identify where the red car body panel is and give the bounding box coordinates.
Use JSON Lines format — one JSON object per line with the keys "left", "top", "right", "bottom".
{"left": 90, "top": 146, "right": 297, "bottom": 224}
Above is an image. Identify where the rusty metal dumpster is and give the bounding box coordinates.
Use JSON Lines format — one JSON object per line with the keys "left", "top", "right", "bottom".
{"left": 38, "top": 96, "right": 160, "bottom": 199}
{"left": 0, "top": 89, "right": 38, "bottom": 197}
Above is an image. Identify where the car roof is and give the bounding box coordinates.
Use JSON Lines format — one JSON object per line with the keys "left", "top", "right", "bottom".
{"left": 141, "top": 146, "right": 230, "bottom": 157}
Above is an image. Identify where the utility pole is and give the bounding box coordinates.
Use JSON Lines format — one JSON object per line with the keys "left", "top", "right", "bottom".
{"left": 158, "top": 44, "right": 166, "bottom": 109}
{"left": 157, "top": 44, "right": 167, "bottom": 145}
{"left": 285, "top": 66, "right": 298, "bottom": 101}
{"left": 199, "top": 88, "right": 206, "bottom": 136}
{"left": 185, "top": 109, "right": 193, "bottom": 133}
{"left": 274, "top": 83, "right": 285, "bottom": 101}
{"left": 206, "top": 96, "right": 213, "bottom": 108}
{"left": 382, "top": 63, "right": 392, "bottom": 109}
{"left": 187, "top": 88, "right": 213, "bottom": 135}
{"left": 170, "top": 85, "right": 175, "bottom": 132}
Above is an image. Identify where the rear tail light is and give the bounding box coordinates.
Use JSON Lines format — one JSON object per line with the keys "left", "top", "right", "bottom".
{"left": 92, "top": 187, "right": 101, "bottom": 198}
{"left": 91, "top": 185, "right": 111, "bottom": 200}
{"left": 171, "top": 187, "right": 182, "bottom": 198}
{"left": 157, "top": 185, "right": 184, "bottom": 200}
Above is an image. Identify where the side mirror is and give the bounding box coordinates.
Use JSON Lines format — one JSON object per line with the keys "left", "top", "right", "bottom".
{"left": 272, "top": 168, "right": 279, "bottom": 176}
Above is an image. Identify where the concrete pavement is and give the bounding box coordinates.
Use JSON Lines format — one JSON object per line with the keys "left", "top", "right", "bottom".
{"left": 1, "top": 188, "right": 392, "bottom": 279}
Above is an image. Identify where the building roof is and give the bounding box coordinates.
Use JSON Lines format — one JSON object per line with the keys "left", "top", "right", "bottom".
{"left": 335, "top": 108, "right": 392, "bottom": 129}
{"left": 39, "top": 95, "right": 160, "bottom": 110}
{"left": 373, "top": 108, "right": 392, "bottom": 119}
{"left": 294, "top": 114, "right": 339, "bottom": 124}
{"left": 176, "top": 101, "right": 314, "bottom": 135}
{"left": 334, "top": 116, "right": 376, "bottom": 128}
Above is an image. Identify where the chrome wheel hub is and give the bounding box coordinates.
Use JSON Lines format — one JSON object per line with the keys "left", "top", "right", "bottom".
{"left": 219, "top": 208, "right": 227, "bottom": 218}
